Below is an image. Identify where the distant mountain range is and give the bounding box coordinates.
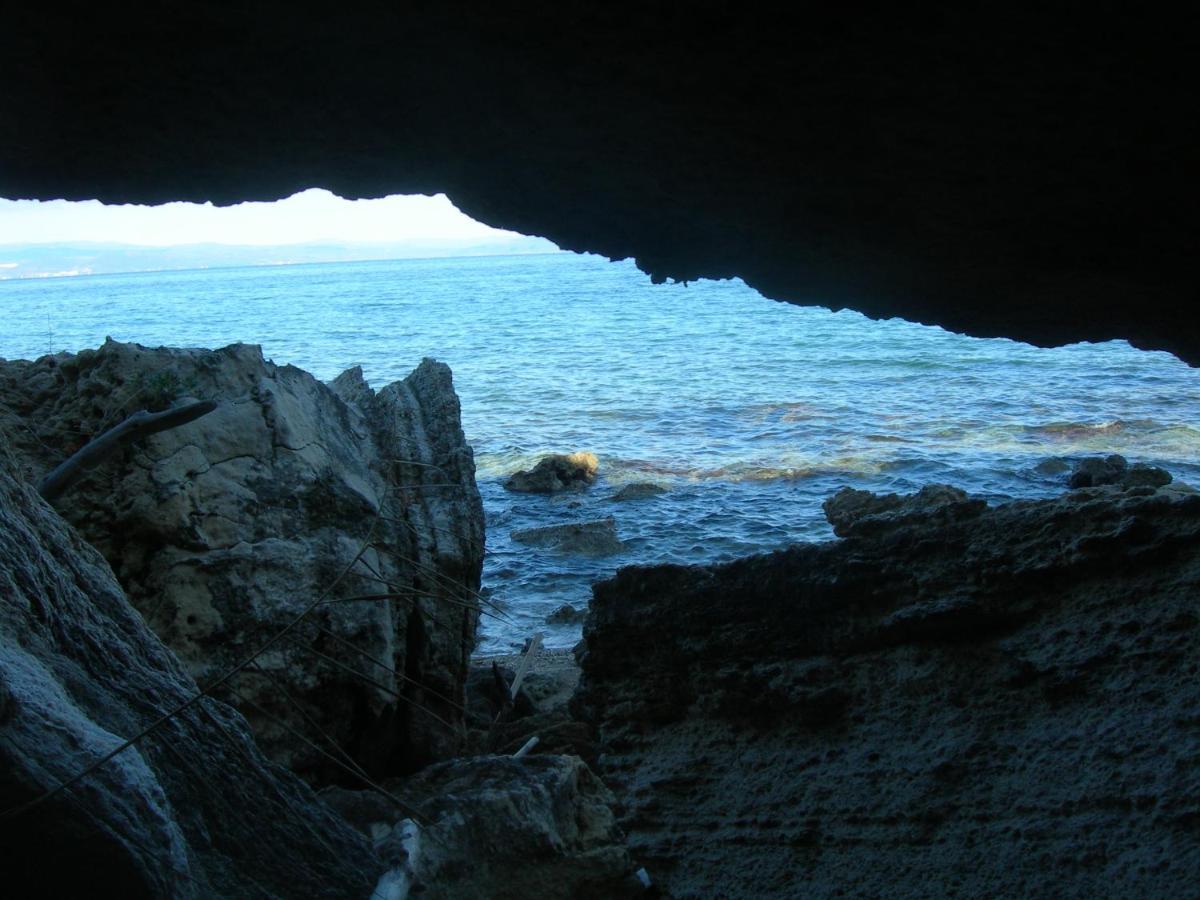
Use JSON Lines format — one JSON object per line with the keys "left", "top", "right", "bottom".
{"left": 0, "top": 235, "right": 562, "bottom": 279}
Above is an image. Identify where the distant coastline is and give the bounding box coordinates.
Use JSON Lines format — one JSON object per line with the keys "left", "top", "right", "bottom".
{"left": 0, "top": 235, "right": 563, "bottom": 280}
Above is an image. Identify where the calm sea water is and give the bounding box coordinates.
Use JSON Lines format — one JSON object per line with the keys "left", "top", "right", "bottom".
{"left": 3, "top": 252, "right": 1199, "bottom": 653}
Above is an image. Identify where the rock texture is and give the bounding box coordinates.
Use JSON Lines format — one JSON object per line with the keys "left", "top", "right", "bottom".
{"left": 323, "top": 755, "right": 638, "bottom": 899}
{"left": 0, "top": 428, "right": 379, "bottom": 898}
{"left": 0, "top": 340, "right": 484, "bottom": 779}
{"left": 2, "top": 8, "right": 1196, "bottom": 362}
{"left": 512, "top": 517, "right": 625, "bottom": 555}
{"left": 505, "top": 452, "right": 599, "bottom": 494}
{"left": 574, "top": 478, "right": 1200, "bottom": 897}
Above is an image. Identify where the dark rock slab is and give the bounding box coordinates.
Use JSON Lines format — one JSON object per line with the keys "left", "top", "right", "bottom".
{"left": 574, "top": 478, "right": 1200, "bottom": 898}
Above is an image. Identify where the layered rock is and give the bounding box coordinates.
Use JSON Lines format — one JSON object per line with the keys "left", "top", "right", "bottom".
{"left": 0, "top": 428, "right": 379, "bottom": 898}
{"left": 0, "top": 340, "right": 484, "bottom": 779}
{"left": 574, "top": 478, "right": 1200, "bottom": 897}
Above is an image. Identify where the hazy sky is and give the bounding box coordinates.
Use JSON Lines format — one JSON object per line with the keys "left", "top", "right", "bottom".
{"left": 0, "top": 189, "right": 523, "bottom": 246}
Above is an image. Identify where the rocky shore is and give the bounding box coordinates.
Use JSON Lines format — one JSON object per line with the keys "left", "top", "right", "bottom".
{"left": 573, "top": 472, "right": 1200, "bottom": 897}
{"left": 3, "top": 342, "right": 1198, "bottom": 897}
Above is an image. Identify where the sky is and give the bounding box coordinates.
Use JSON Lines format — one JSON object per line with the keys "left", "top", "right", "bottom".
{"left": 0, "top": 189, "right": 524, "bottom": 246}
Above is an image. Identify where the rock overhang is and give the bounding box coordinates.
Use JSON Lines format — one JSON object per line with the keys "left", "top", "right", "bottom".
{"left": 0, "top": 5, "right": 1195, "bottom": 361}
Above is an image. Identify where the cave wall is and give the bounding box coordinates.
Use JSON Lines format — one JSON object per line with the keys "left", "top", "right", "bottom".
{"left": 2, "top": 5, "right": 1196, "bottom": 360}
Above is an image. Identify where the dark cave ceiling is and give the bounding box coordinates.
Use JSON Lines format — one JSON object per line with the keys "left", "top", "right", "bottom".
{"left": 2, "top": 5, "right": 1196, "bottom": 361}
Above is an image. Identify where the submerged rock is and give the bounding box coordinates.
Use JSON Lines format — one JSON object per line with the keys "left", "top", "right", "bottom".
{"left": 0, "top": 340, "right": 485, "bottom": 779}
{"left": 0, "top": 429, "right": 379, "bottom": 898}
{"left": 505, "top": 452, "right": 599, "bottom": 493}
{"left": 547, "top": 602, "right": 587, "bottom": 624}
{"left": 609, "top": 482, "right": 667, "bottom": 501}
{"left": 575, "top": 476, "right": 1200, "bottom": 897}
{"left": 324, "top": 755, "right": 637, "bottom": 899}
{"left": 512, "top": 517, "right": 625, "bottom": 555}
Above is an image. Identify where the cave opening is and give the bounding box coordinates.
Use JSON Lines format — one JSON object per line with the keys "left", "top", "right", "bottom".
{"left": 2, "top": 190, "right": 1199, "bottom": 663}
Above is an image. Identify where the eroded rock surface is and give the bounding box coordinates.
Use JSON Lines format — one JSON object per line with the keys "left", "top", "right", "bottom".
{"left": 324, "top": 755, "right": 637, "bottom": 899}
{"left": 0, "top": 429, "right": 379, "bottom": 898}
{"left": 575, "top": 478, "right": 1200, "bottom": 897}
{"left": 0, "top": 340, "right": 484, "bottom": 779}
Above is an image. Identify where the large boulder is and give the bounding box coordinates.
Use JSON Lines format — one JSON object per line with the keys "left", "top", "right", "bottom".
{"left": 0, "top": 428, "right": 380, "bottom": 898}
{"left": 0, "top": 340, "right": 485, "bottom": 779}
{"left": 574, "top": 477, "right": 1200, "bottom": 898}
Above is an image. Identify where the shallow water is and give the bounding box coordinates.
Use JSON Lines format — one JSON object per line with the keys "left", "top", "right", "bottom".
{"left": 3, "top": 252, "right": 1199, "bottom": 653}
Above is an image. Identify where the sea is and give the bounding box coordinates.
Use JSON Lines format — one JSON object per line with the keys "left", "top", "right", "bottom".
{"left": 3, "top": 251, "right": 1199, "bottom": 654}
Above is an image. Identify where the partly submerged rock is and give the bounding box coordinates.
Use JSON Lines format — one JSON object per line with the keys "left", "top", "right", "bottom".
{"left": 324, "top": 755, "right": 637, "bottom": 899}
{"left": 1068, "top": 453, "right": 1172, "bottom": 490}
{"left": 575, "top": 477, "right": 1200, "bottom": 897}
{"left": 0, "top": 429, "right": 379, "bottom": 898}
{"left": 547, "top": 602, "right": 587, "bottom": 624}
{"left": 609, "top": 482, "right": 667, "bottom": 501}
{"left": 512, "top": 517, "right": 625, "bottom": 555}
{"left": 0, "top": 340, "right": 485, "bottom": 780}
{"left": 505, "top": 452, "right": 599, "bottom": 493}
{"left": 821, "top": 482, "right": 984, "bottom": 538}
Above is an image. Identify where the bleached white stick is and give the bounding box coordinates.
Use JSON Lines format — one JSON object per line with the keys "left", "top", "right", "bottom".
{"left": 508, "top": 632, "right": 543, "bottom": 700}
{"left": 513, "top": 736, "right": 540, "bottom": 758}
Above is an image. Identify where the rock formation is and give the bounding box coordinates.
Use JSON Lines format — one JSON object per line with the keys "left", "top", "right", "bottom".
{"left": 505, "top": 452, "right": 599, "bottom": 493}
{"left": 0, "top": 427, "right": 380, "bottom": 898}
{"left": 512, "top": 517, "right": 625, "bottom": 555}
{"left": 3, "top": 8, "right": 1196, "bottom": 362}
{"left": 574, "top": 477, "right": 1200, "bottom": 897}
{"left": 324, "top": 755, "right": 638, "bottom": 899}
{"left": 0, "top": 340, "right": 484, "bottom": 780}
{"left": 609, "top": 483, "right": 667, "bottom": 502}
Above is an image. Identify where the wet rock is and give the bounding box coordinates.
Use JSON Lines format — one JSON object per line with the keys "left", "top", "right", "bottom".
{"left": 575, "top": 477, "right": 1200, "bottom": 897}
{"left": 1122, "top": 462, "right": 1172, "bottom": 489}
{"left": 547, "top": 602, "right": 587, "bottom": 624}
{"left": 1068, "top": 453, "right": 1128, "bottom": 487}
{"left": 610, "top": 482, "right": 666, "bottom": 501}
{"left": 512, "top": 517, "right": 625, "bottom": 555}
{"left": 0, "top": 430, "right": 379, "bottom": 898}
{"left": 325, "top": 755, "right": 637, "bottom": 899}
{"left": 505, "top": 452, "right": 599, "bottom": 493}
{"left": 0, "top": 340, "right": 485, "bottom": 780}
{"left": 821, "top": 482, "right": 984, "bottom": 538}
{"left": 1068, "top": 455, "right": 1173, "bottom": 491}
{"left": 1033, "top": 456, "right": 1071, "bottom": 475}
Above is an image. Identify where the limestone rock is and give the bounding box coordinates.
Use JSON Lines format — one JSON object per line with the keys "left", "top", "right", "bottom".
{"left": 0, "top": 429, "right": 379, "bottom": 898}
{"left": 0, "top": 340, "right": 485, "bottom": 779}
{"left": 575, "top": 479, "right": 1200, "bottom": 897}
{"left": 512, "top": 517, "right": 625, "bottom": 555}
{"left": 609, "top": 482, "right": 666, "bottom": 501}
{"left": 325, "top": 755, "right": 638, "bottom": 899}
{"left": 505, "top": 452, "right": 599, "bottom": 493}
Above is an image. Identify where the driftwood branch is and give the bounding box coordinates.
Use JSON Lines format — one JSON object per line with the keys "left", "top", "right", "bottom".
{"left": 38, "top": 400, "right": 218, "bottom": 502}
